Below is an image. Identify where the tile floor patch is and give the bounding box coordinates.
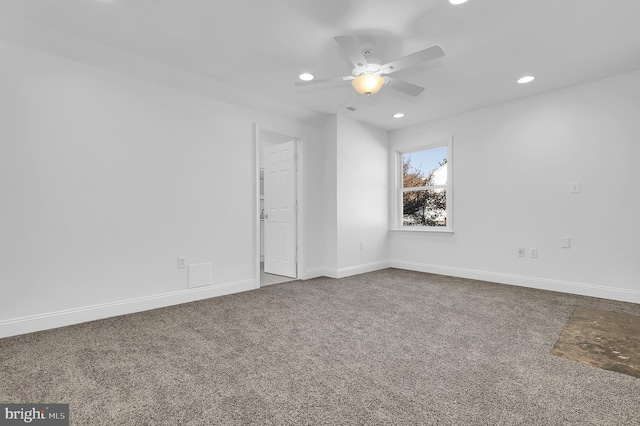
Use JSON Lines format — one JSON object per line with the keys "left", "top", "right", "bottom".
{"left": 551, "top": 306, "right": 640, "bottom": 378}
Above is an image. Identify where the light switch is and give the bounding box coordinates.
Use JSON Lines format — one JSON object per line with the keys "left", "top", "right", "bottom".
{"left": 561, "top": 237, "right": 570, "bottom": 248}
{"left": 570, "top": 182, "right": 580, "bottom": 193}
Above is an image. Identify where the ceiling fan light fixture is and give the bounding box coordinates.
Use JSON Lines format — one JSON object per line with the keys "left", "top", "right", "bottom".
{"left": 351, "top": 74, "right": 385, "bottom": 95}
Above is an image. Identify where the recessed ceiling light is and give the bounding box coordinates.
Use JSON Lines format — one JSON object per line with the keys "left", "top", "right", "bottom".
{"left": 393, "top": 113, "right": 405, "bottom": 119}
{"left": 299, "top": 73, "right": 314, "bottom": 81}
{"left": 449, "top": 0, "right": 469, "bottom": 4}
{"left": 517, "top": 75, "right": 535, "bottom": 84}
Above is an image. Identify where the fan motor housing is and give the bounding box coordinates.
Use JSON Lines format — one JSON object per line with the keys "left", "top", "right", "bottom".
{"left": 352, "top": 62, "right": 382, "bottom": 77}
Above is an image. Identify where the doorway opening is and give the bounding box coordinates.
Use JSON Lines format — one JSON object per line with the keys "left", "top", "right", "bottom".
{"left": 256, "top": 128, "right": 301, "bottom": 287}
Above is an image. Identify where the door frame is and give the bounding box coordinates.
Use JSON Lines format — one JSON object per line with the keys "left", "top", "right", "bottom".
{"left": 253, "top": 124, "right": 304, "bottom": 287}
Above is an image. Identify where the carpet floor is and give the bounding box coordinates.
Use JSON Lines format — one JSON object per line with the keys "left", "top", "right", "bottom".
{"left": 1, "top": 269, "right": 639, "bottom": 425}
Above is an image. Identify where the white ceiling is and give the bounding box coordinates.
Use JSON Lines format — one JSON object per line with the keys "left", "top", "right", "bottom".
{"left": 2, "top": 0, "right": 640, "bottom": 130}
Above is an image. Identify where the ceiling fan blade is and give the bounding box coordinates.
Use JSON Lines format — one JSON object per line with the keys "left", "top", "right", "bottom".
{"left": 334, "top": 35, "right": 368, "bottom": 68}
{"left": 380, "top": 45, "right": 444, "bottom": 74}
{"left": 295, "top": 75, "right": 353, "bottom": 86}
{"left": 386, "top": 77, "right": 425, "bottom": 96}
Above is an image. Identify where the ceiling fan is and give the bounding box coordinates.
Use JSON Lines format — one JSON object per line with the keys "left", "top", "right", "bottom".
{"left": 295, "top": 35, "right": 445, "bottom": 97}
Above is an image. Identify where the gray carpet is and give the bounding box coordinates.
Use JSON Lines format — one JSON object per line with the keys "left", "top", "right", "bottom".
{"left": 1, "top": 269, "right": 639, "bottom": 425}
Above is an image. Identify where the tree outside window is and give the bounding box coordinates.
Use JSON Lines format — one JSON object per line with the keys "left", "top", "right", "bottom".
{"left": 401, "top": 146, "right": 448, "bottom": 227}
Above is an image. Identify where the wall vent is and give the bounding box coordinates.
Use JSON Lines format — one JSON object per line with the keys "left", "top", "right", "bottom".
{"left": 188, "top": 262, "right": 213, "bottom": 288}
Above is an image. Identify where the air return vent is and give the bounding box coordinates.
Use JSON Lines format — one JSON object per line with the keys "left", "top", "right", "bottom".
{"left": 188, "top": 262, "right": 213, "bottom": 288}
{"left": 345, "top": 106, "right": 357, "bottom": 111}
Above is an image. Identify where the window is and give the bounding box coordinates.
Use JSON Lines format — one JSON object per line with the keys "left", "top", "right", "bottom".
{"left": 396, "top": 139, "right": 452, "bottom": 231}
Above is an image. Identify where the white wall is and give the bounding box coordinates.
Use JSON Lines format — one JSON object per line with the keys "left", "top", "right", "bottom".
{"left": 320, "top": 116, "right": 339, "bottom": 276}
{"left": 0, "top": 42, "right": 325, "bottom": 337}
{"left": 300, "top": 129, "right": 326, "bottom": 278}
{"left": 389, "top": 70, "right": 640, "bottom": 303}
{"left": 3, "top": 41, "right": 638, "bottom": 339}
{"left": 335, "top": 115, "right": 390, "bottom": 277}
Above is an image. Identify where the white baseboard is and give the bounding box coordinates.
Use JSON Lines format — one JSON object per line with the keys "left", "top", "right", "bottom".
{"left": 303, "top": 261, "right": 391, "bottom": 280}
{"left": 337, "top": 261, "right": 391, "bottom": 279}
{"left": 390, "top": 260, "right": 640, "bottom": 304}
{"left": 305, "top": 267, "right": 340, "bottom": 279}
{"left": 5, "top": 261, "right": 635, "bottom": 339}
{"left": 303, "top": 267, "right": 332, "bottom": 280}
{"left": 0, "top": 279, "right": 257, "bottom": 339}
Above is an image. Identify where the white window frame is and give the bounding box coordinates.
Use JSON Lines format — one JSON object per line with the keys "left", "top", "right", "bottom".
{"left": 392, "top": 137, "right": 453, "bottom": 234}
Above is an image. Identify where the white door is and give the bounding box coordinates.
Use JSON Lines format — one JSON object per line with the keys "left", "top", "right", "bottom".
{"left": 264, "top": 140, "right": 296, "bottom": 278}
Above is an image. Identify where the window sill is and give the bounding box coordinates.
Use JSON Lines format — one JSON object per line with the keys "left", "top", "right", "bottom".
{"left": 390, "top": 228, "right": 454, "bottom": 236}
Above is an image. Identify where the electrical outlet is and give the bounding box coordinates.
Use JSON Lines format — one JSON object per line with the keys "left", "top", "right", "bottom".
{"left": 177, "top": 256, "right": 186, "bottom": 268}
{"left": 517, "top": 248, "right": 525, "bottom": 257}
{"left": 561, "top": 237, "right": 571, "bottom": 248}
{"left": 530, "top": 248, "right": 538, "bottom": 258}
{"left": 360, "top": 242, "right": 365, "bottom": 251}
